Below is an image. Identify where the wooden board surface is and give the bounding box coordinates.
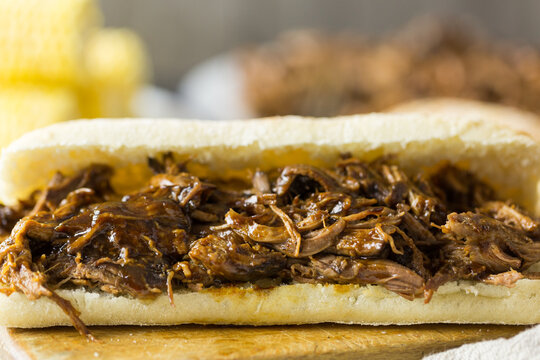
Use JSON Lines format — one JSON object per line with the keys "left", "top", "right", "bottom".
{"left": 0, "top": 324, "right": 527, "bottom": 360}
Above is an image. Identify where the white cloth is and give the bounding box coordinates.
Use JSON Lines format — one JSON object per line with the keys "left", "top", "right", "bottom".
{"left": 179, "top": 53, "right": 254, "bottom": 120}
{"left": 424, "top": 325, "right": 540, "bottom": 360}
{"left": 135, "top": 54, "right": 252, "bottom": 120}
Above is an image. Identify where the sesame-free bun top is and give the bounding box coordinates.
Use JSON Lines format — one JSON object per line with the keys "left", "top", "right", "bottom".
{"left": 389, "top": 97, "right": 540, "bottom": 141}
{"left": 0, "top": 114, "right": 539, "bottom": 215}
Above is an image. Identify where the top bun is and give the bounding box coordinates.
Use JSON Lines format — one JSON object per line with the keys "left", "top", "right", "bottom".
{"left": 389, "top": 97, "right": 540, "bottom": 141}
{"left": 1, "top": 114, "right": 539, "bottom": 214}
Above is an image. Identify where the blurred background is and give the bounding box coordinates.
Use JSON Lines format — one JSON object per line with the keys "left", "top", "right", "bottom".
{"left": 102, "top": 0, "right": 540, "bottom": 89}
{"left": 2, "top": 0, "right": 540, "bottom": 145}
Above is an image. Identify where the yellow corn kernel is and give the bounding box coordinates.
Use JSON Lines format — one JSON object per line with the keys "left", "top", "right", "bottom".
{"left": 0, "top": 0, "right": 102, "bottom": 85}
{"left": 79, "top": 29, "right": 149, "bottom": 118}
{"left": 0, "top": 86, "right": 79, "bottom": 146}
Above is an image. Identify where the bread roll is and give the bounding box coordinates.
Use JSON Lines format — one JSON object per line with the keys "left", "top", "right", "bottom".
{"left": 0, "top": 113, "right": 538, "bottom": 327}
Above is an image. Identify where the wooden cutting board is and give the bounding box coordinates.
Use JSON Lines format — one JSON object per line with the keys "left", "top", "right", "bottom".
{"left": 0, "top": 324, "right": 527, "bottom": 360}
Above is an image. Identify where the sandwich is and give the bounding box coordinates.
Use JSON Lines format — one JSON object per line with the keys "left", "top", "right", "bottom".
{"left": 0, "top": 114, "right": 538, "bottom": 340}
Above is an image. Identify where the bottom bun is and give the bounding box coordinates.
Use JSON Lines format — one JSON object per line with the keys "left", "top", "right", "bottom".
{"left": 0, "top": 280, "right": 538, "bottom": 328}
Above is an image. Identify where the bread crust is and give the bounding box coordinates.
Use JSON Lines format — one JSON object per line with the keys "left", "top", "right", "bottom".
{"left": 389, "top": 97, "right": 540, "bottom": 141}
{"left": 0, "top": 113, "right": 539, "bottom": 327}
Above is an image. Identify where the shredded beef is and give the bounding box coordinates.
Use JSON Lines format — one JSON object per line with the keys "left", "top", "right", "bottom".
{"left": 189, "top": 232, "right": 287, "bottom": 281}
{"left": 0, "top": 204, "right": 28, "bottom": 236}
{"left": 444, "top": 212, "right": 540, "bottom": 270}
{"left": 0, "top": 156, "right": 539, "bottom": 338}
{"left": 291, "top": 255, "right": 425, "bottom": 300}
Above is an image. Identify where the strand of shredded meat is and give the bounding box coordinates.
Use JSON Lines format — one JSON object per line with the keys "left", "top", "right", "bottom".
{"left": 0, "top": 154, "right": 539, "bottom": 338}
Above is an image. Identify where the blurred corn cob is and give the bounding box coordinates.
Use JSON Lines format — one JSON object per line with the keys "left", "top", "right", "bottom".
{"left": 80, "top": 29, "right": 150, "bottom": 118}
{"left": 0, "top": 0, "right": 149, "bottom": 147}
{"left": 0, "top": 0, "right": 101, "bottom": 85}
{"left": 0, "top": 86, "right": 79, "bottom": 146}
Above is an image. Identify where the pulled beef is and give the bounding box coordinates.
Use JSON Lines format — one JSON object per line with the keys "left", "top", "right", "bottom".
{"left": 291, "top": 255, "right": 424, "bottom": 300}
{"left": 443, "top": 212, "right": 540, "bottom": 270}
{"left": 274, "top": 164, "right": 343, "bottom": 196}
{"left": 0, "top": 203, "right": 29, "bottom": 236}
{"left": 189, "top": 232, "right": 287, "bottom": 281}
{"left": 330, "top": 227, "right": 389, "bottom": 257}
{"left": 0, "top": 156, "right": 539, "bottom": 338}
{"left": 429, "top": 164, "right": 495, "bottom": 212}
{"left": 479, "top": 201, "right": 540, "bottom": 240}
{"left": 31, "top": 164, "right": 113, "bottom": 215}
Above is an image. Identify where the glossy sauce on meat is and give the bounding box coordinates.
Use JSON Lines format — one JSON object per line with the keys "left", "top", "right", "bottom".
{"left": 0, "top": 154, "right": 539, "bottom": 338}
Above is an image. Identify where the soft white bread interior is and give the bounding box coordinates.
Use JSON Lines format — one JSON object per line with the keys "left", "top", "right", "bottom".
{"left": 0, "top": 114, "right": 539, "bottom": 327}
{"left": 389, "top": 97, "right": 540, "bottom": 141}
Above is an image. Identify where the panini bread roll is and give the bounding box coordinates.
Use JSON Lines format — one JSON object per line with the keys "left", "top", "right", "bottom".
{"left": 0, "top": 114, "right": 538, "bottom": 338}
